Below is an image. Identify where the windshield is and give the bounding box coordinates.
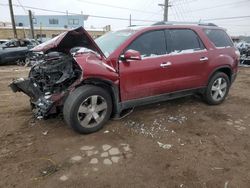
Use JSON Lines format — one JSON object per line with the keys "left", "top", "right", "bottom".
{"left": 95, "top": 29, "right": 136, "bottom": 57}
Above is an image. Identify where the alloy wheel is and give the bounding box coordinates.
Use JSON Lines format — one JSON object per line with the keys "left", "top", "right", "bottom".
{"left": 77, "top": 95, "right": 108, "bottom": 128}
{"left": 210, "top": 77, "right": 228, "bottom": 102}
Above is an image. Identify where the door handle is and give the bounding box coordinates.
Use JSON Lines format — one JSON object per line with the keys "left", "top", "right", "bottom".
{"left": 160, "top": 62, "right": 172, "bottom": 68}
{"left": 200, "top": 57, "right": 209, "bottom": 62}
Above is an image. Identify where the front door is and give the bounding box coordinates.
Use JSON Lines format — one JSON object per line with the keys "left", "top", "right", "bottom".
{"left": 119, "top": 30, "right": 176, "bottom": 101}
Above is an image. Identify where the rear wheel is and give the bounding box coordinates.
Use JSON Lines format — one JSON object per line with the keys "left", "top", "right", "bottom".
{"left": 63, "top": 85, "right": 112, "bottom": 134}
{"left": 204, "top": 72, "right": 230, "bottom": 105}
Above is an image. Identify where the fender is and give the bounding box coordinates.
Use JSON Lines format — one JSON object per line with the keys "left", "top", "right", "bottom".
{"left": 207, "top": 65, "right": 233, "bottom": 85}
{"left": 81, "top": 77, "right": 122, "bottom": 117}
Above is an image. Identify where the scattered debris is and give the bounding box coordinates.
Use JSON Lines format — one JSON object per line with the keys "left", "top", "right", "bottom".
{"left": 224, "top": 181, "right": 229, "bottom": 188}
{"left": 103, "top": 130, "right": 110, "bottom": 134}
{"left": 157, "top": 142, "right": 172, "bottom": 150}
{"left": 59, "top": 175, "right": 68, "bottom": 181}
{"left": 167, "top": 116, "right": 187, "bottom": 124}
{"left": 70, "top": 155, "right": 82, "bottom": 162}
{"left": 211, "top": 167, "right": 224, "bottom": 170}
{"left": 39, "top": 164, "right": 58, "bottom": 178}
{"left": 178, "top": 138, "right": 185, "bottom": 146}
{"left": 42, "top": 131, "right": 49, "bottom": 136}
{"left": 124, "top": 115, "right": 187, "bottom": 138}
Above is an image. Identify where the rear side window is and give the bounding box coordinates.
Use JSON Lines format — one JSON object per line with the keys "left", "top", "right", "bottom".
{"left": 167, "top": 29, "right": 205, "bottom": 54}
{"left": 126, "top": 30, "right": 166, "bottom": 58}
{"left": 204, "top": 29, "right": 233, "bottom": 48}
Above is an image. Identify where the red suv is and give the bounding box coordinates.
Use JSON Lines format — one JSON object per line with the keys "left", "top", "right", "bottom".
{"left": 10, "top": 23, "right": 239, "bottom": 134}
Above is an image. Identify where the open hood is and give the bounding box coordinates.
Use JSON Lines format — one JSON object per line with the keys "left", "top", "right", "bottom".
{"left": 32, "top": 27, "right": 105, "bottom": 57}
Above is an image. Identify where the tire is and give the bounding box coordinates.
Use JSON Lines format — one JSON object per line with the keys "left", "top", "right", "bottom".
{"left": 204, "top": 72, "right": 230, "bottom": 105}
{"left": 63, "top": 85, "right": 112, "bottom": 134}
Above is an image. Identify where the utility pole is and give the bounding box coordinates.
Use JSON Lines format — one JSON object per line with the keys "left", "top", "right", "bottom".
{"left": 8, "top": 0, "right": 17, "bottom": 38}
{"left": 159, "top": 0, "right": 170, "bottom": 22}
{"left": 129, "top": 14, "right": 132, "bottom": 26}
{"left": 164, "top": 0, "right": 169, "bottom": 22}
{"left": 28, "top": 10, "right": 35, "bottom": 39}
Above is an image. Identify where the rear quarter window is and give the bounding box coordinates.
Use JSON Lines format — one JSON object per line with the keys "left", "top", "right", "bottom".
{"left": 204, "top": 29, "right": 233, "bottom": 48}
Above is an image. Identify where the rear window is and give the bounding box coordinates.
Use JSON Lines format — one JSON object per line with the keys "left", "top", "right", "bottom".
{"left": 167, "top": 29, "right": 205, "bottom": 54}
{"left": 204, "top": 29, "right": 233, "bottom": 48}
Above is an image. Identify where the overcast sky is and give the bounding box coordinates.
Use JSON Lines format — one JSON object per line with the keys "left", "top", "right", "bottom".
{"left": 0, "top": 0, "right": 250, "bottom": 35}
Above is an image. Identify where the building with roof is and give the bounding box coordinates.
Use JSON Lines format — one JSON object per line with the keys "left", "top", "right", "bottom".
{"left": 0, "top": 14, "right": 111, "bottom": 41}
{"left": 14, "top": 14, "right": 89, "bottom": 29}
{"left": 0, "top": 26, "right": 109, "bottom": 41}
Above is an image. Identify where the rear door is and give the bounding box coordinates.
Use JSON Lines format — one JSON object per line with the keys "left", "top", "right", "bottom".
{"left": 164, "top": 29, "right": 210, "bottom": 90}
{"left": 119, "top": 30, "right": 176, "bottom": 101}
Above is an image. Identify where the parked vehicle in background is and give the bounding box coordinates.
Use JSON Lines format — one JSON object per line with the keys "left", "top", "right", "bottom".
{"left": 0, "top": 39, "right": 39, "bottom": 65}
{"left": 10, "top": 23, "right": 239, "bottom": 134}
{"left": 235, "top": 41, "right": 250, "bottom": 65}
{"left": 0, "top": 39, "right": 9, "bottom": 45}
{"left": 236, "top": 41, "right": 250, "bottom": 55}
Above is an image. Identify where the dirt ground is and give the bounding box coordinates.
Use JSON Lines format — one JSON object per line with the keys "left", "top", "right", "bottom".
{"left": 0, "top": 65, "right": 250, "bottom": 188}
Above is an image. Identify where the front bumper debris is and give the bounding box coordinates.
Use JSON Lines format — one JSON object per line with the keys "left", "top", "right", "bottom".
{"left": 10, "top": 78, "right": 54, "bottom": 118}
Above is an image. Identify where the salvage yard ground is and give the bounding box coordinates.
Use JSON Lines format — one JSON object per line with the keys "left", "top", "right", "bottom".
{"left": 0, "top": 66, "right": 250, "bottom": 188}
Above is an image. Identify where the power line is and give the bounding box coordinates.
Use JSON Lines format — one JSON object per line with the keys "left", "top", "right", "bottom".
{"left": 16, "top": 0, "right": 27, "bottom": 14}
{"left": 76, "top": 0, "right": 160, "bottom": 15}
{"left": 186, "top": 0, "right": 249, "bottom": 13}
{"left": 203, "top": 15, "right": 250, "bottom": 21}
{"left": 0, "top": 3, "right": 159, "bottom": 23}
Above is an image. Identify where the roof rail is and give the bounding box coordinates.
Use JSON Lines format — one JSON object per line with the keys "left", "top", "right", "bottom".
{"left": 152, "top": 21, "right": 218, "bottom": 27}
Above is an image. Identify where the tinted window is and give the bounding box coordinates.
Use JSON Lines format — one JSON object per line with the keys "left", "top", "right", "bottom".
{"left": 127, "top": 30, "right": 166, "bottom": 58}
{"left": 167, "top": 29, "right": 204, "bottom": 54}
{"left": 204, "top": 29, "right": 233, "bottom": 48}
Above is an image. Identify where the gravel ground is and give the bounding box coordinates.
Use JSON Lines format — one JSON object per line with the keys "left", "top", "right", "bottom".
{"left": 0, "top": 65, "right": 250, "bottom": 188}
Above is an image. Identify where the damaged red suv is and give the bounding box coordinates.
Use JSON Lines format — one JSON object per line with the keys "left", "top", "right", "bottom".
{"left": 10, "top": 23, "right": 239, "bottom": 134}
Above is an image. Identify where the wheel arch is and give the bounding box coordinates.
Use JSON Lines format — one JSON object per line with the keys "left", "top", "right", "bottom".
{"left": 78, "top": 77, "right": 121, "bottom": 117}
{"left": 207, "top": 66, "right": 233, "bottom": 85}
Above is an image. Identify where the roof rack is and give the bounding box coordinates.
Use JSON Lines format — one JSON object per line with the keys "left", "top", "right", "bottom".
{"left": 152, "top": 21, "right": 218, "bottom": 27}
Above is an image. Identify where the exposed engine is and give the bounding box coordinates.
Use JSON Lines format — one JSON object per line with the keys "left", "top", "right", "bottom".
{"left": 10, "top": 51, "right": 82, "bottom": 118}
{"left": 30, "top": 52, "right": 80, "bottom": 94}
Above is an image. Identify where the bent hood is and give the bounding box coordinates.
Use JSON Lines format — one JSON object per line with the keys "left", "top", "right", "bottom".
{"left": 32, "top": 27, "right": 105, "bottom": 57}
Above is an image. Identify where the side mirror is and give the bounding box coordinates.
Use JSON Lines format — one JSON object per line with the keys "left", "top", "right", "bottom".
{"left": 121, "top": 49, "right": 142, "bottom": 61}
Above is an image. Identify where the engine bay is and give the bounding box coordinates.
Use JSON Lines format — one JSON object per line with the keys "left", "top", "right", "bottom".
{"left": 30, "top": 52, "right": 81, "bottom": 94}
{"left": 10, "top": 51, "right": 82, "bottom": 118}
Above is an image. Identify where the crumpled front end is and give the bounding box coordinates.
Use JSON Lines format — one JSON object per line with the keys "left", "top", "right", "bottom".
{"left": 10, "top": 52, "right": 82, "bottom": 118}
{"left": 9, "top": 26, "right": 116, "bottom": 119}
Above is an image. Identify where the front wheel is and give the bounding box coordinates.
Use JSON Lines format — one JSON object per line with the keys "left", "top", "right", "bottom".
{"left": 63, "top": 85, "right": 112, "bottom": 134}
{"left": 204, "top": 72, "right": 230, "bottom": 105}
